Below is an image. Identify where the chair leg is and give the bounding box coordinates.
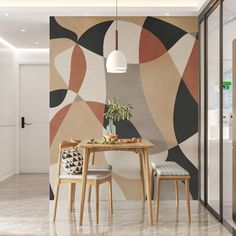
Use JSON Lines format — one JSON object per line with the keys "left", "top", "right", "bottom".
{"left": 175, "top": 180, "right": 179, "bottom": 208}
{"left": 95, "top": 182, "right": 99, "bottom": 224}
{"left": 69, "top": 183, "right": 75, "bottom": 212}
{"left": 156, "top": 177, "right": 161, "bottom": 223}
{"left": 88, "top": 184, "right": 92, "bottom": 202}
{"left": 53, "top": 180, "right": 60, "bottom": 221}
{"left": 185, "top": 178, "right": 191, "bottom": 223}
{"left": 108, "top": 177, "right": 113, "bottom": 214}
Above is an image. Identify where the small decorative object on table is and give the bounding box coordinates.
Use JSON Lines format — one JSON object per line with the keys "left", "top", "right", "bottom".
{"left": 87, "top": 137, "right": 142, "bottom": 145}
{"left": 104, "top": 97, "right": 133, "bottom": 139}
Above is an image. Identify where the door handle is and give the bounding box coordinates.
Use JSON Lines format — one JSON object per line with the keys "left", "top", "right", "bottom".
{"left": 21, "top": 117, "right": 32, "bottom": 128}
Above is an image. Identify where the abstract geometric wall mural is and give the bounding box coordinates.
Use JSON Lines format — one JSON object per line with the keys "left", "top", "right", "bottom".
{"left": 50, "top": 16, "right": 199, "bottom": 200}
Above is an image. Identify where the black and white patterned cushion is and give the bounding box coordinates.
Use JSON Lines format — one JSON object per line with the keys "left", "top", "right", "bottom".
{"left": 61, "top": 148, "right": 83, "bottom": 175}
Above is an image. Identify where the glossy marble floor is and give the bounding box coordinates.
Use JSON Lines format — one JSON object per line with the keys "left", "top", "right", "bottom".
{"left": 0, "top": 174, "right": 232, "bottom": 236}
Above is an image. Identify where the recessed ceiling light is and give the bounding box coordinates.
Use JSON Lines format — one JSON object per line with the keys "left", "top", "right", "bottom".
{"left": 165, "top": 12, "right": 171, "bottom": 16}
{"left": 4, "top": 13, "right": 9, "bottom": 17}
{"left": 34, "top": 41, "right": 39, "bottom": 45}
{"left": 20, "top": 29, "right": 26, "bottom": 32}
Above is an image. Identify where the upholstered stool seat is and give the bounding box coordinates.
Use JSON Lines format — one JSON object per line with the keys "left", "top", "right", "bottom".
{"left": 60, "top": 170, "right": 111, "bottom": 180}
{"left": 88, "top": 164, "right": 112, "bottom": 171}
{"left": 151, "top": 161, "right": 191, "bottom": 223}
{"left": 151, "top": 161, "right": 189, "bottom": 176}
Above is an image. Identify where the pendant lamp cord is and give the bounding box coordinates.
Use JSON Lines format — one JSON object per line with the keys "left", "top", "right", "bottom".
{"left": 115, "top": 0, "right": 118, "bottom": 50}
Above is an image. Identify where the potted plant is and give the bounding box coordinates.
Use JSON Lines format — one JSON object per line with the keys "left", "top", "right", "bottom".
{"left": 104, "top": 97, "right": 133, "bottom": 138}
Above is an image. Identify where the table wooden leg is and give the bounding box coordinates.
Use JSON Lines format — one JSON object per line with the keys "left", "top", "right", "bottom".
{"left": 95, "top": 181, "right": 99, "bottom": 224}
{"left": 142, "top": 148, "right": 153, "bottom": 226}
{"left": 79, "top": 148, "right": 90, "bottom": 226}
{"left": 108, "top": 176, "right": 113, "bottom": 214}
{"left": 88, "top": 152, "right": 95, "bottom": 201}
{"left": 139, "top": 152, "right": 145, "bottom": 201}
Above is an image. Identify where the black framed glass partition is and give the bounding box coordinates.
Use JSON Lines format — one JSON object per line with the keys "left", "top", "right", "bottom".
{"left": 199, "top": 0, "right": 236, "bottom": 233}
{"left": 199, "top": 20, "right": 205, "bottom": 204}
{"left": 206, "top": 3, "right": 221, "bottom": 217}
{"left": 222, "top": 0, "right": 236, "bottom": 228}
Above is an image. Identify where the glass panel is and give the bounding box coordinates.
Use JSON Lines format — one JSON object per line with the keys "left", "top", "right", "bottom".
{"left": 200, "top": 21, "right": 205, "bottom": 202}
{"left": 223, "top": 0, "right": 236, "bottom": 228}
{"left": 207, "top": 5, "right": 220, "bottom": 214}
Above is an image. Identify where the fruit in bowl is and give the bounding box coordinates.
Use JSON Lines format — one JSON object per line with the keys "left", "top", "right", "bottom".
{"left": 103, "top": 134, "right": 118, "bottom": 142}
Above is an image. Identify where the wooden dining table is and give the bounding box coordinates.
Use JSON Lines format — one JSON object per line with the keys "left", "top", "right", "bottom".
{"left": 78, "top": 138, "right": 155, "bottom": 226}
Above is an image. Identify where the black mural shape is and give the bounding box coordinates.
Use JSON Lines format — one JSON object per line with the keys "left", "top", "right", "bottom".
{"left": 143, "top": 17, "right": 187, "bottom": 50}
{"left": 174, "top": 80, "right": 198, "bottom": 143}
{"left": 166, "top": 145, "right": 198, "bottom": 199}
{"left": 78, "top": 21, "right": 113, "bottom": 56}
{"left": 103, "top": 105, "right": 141, "bottom": 139}
{"left": 50, "top": 17, "right": 78, "bottom": 42}
{"left": 50, "top": 89, "right": 68, "bottom": 108}
{"left": 50, "top": 183, "right": 54, "bottom": 200}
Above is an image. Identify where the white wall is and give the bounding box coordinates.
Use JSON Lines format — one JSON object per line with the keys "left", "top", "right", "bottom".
{"left": 0, "top": 43, "right": 17, "bottom": 181}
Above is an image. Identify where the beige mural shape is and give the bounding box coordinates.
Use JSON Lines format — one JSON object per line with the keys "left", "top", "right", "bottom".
{"left": 55, "top": 17, "right": 112, "bottom": 39}
{"left": 112, "top": 172, "right": 143, "bottom": 200}
{"left": 140, "top": 52, "right": 181, "bottom": 149}
{"left": 168, "top": 34, "right": 196, "bottom": 77}
{"left": 160, "top": 17, "right": 198, "bottom": 33}
{"left": 103, "top": 20, "right": 142, "bottom": 64}
{"left": 54, "top": 46, "right": 74, "bottom": 87}
{"left": 78, "top": 46, "right": 106, "bottom": 104}
{"left": 50, "top": 38, "right": 76, "bottom": 91}
{"left": 50, "top": 101, "right": 106, "bottom": 165}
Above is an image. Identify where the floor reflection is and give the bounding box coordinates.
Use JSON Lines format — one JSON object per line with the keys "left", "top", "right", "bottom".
{"left": 0, "top": 174, "right": 232, "bottom": 236}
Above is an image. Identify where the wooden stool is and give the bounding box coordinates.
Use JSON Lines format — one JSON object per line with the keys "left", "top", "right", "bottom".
{"left": 151, "top": 161, "right": 191, "bottom": 223}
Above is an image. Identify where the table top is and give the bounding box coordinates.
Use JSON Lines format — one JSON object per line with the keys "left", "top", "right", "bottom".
{"left": 79, "top": 138, "right": 154, "bottom": 150}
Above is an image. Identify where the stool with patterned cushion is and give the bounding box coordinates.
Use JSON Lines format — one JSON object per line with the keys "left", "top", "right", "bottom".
{"left": 151, "top": 161, "right": 191, "bottom": 223}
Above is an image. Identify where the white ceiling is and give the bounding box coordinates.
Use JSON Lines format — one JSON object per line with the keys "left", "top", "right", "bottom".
{"left": 0, "top": 0, "right": 208, "bottom": 8}
{"left": 0, "top": 0, "right": 210, "bottom": 49}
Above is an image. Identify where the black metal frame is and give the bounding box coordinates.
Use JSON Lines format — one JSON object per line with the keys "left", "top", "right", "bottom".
{"left": 198, "top": 0, "right": 236, "bottom": 233}
{"left": 199, "top": 0, "right": 222, "bottom": 221}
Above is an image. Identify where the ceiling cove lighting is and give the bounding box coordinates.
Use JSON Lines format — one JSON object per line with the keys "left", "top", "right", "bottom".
{"left": 106, "top": 0, "right": 127, "bottom": 73}
{"left": 0, "top": 37, "right": 15, "bottom": 50}
{"left": 0, "top": 37, "right": 49, "bottom": 52}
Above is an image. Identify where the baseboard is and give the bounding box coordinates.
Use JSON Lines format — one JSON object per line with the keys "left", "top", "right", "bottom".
{"left": 0, "top": 170, "right": 16, "bottom": 182}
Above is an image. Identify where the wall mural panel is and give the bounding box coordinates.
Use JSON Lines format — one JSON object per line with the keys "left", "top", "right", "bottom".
{"left": 50, "top": 16, "right": 199, "bottom": 200}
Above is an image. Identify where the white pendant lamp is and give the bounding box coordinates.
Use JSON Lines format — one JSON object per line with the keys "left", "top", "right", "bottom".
{"left": 106, "top": 0, "right": 127, "bottom": 73}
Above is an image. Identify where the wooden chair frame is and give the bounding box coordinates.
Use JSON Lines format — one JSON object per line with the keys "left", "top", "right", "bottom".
{"left": 52, "top": 141, "right": 113, "bottom": 224}
{"left": 155, "top": 174, "right": 191, "bottom": 223}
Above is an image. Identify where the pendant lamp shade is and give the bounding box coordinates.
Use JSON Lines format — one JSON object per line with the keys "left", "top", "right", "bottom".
{"left": 106, "top": 50, "right": 127, "bottom": 73}
{"left": 106, "top": 0, "right": 127, "bottom": 73}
